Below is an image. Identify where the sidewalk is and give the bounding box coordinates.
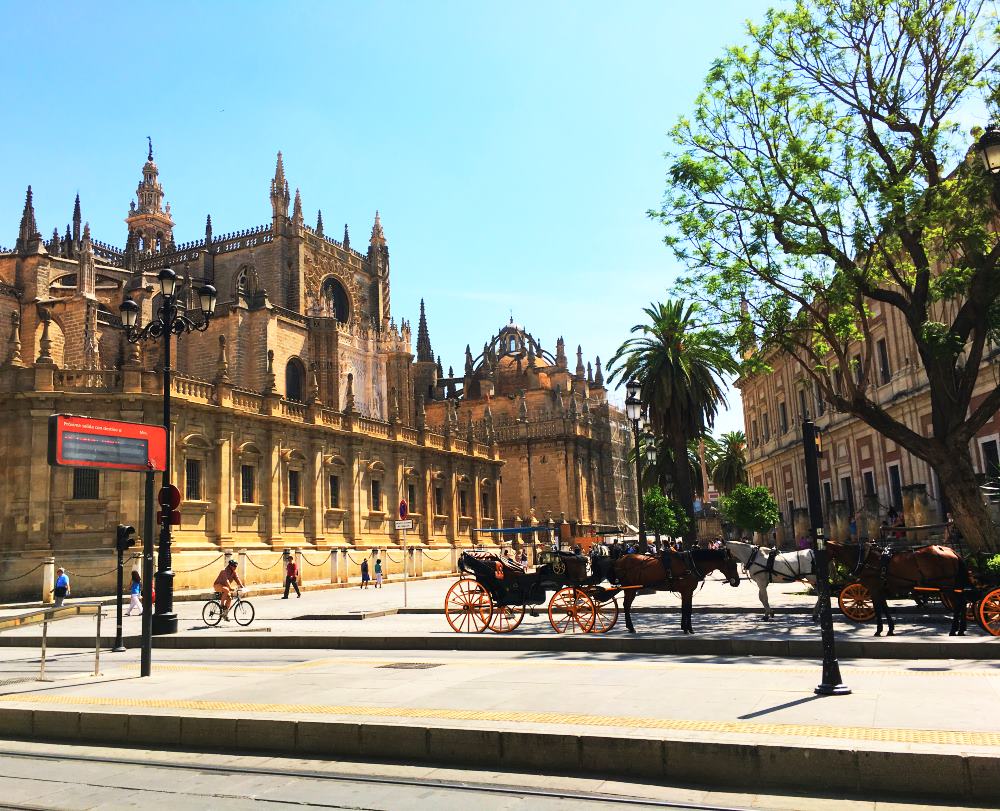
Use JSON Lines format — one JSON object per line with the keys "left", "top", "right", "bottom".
{"left": 0, "top": 646, "right": 997, "bottom": 802}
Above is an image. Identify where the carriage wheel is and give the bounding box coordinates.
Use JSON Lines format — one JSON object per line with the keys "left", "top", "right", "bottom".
{"left": 488, "top": 602, "right": 526, "bottom": 633}
{"left": 940, "top": 590, "right": 976, "bottom": 621}
{"left": 838, "top": 582, "right": 875, "bottom": 622}
{"left": 444, "top": 579, "right": 493, "bottom": 633}
{"left": 977, "top": 587, "right": 1000, "bottom": 637}
{"left": 548, "top": 587, "right": 596, "bottom": 634}
{"left": 592, "top": 597, "right": 619, "bottom": 634}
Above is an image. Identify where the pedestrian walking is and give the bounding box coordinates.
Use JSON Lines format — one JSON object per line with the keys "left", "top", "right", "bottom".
{"left": 848, "top": 513, "right": 858, "bottom": 543}
{"left": 52, "top": 568, "right": 70, "bottom": 606}
{"left": 282, "top": 552, "right": 301, "bottom": 598}
{"left": 360, "top": 558, "right": 370, "bottom": 589}
{"left": 374, "top": 557, "right": 383, "bottom": 588}
{"left": 125, "top": 570, "right": 142, "bottom": 615}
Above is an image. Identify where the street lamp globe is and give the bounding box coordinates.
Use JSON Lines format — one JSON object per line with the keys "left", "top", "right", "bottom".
{"left": 625, "top": 394, "right": 641, "bottom": 422}
{"left": 626, "top": 378, "right": 640, "bottom": 401}
{"left": 157, "top": 268, "right": 177, "bottom": 298}
{"left": 644, "top": 433, "right": 657, "bottom": 463}
{"left": 119, "top": 298, "right": 139, "bottom": 329}
{"left": 977, "top": 124, "right": 1000, "bottom": 174}
{"left": 198, "top": 285, "right": 218, "bottom": 317}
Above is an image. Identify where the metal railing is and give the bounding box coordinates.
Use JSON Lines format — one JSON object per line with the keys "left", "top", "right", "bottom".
{"left": 0, "top": 602, "right": 104, "bottom": 680}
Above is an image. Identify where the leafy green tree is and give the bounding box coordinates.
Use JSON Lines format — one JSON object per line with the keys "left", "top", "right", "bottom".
{"left": 712, "top": 431, "right": 748, "bottom": 495}
{"left": 643, "top": 486, "right": 689, "bottom": 538}
{"left": 609, "top": 299, "right": 738, "bottom": 542}
{"left": 720, "top": 484, "right": 781, "bottom": 535}
{"left": 657, "top": 0, "right": 1000, "bottom": 551}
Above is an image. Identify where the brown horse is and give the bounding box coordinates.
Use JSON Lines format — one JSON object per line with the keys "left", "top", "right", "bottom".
{"left": 826, "top": 541, "right": 969, "bottom": 636}
{"left": 595, "top": 548, "right": 740, "bottom": 634}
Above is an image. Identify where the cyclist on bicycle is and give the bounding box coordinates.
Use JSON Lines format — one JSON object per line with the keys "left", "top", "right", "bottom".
{"left": 213, "top": 559, "right": 244, "bottom": 620}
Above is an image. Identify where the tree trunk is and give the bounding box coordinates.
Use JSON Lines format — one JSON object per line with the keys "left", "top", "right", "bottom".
{"left": 670, "top": 431, "right": 697, "bottom": 546}
{"left": 935, "top": 449, "right": 1000, "bottom": 554}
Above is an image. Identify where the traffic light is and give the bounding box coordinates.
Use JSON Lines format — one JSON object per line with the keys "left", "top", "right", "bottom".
{"left": 814, "top": 428, "right": 824, "bottom": 458}
{"left": 116, "top": 524, "right": 136, "bottom": 552}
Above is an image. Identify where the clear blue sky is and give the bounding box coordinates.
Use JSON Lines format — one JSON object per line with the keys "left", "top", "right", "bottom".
{"left": 1, "top": 0, "right": 775, "bottom": 432}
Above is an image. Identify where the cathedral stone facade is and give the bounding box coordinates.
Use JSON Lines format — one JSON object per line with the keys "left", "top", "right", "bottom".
{"left": 421, "top": 317, "right": 638, "bottom": 538}
{"left": 0, "top": 147, "right": 503, "bottom": 599}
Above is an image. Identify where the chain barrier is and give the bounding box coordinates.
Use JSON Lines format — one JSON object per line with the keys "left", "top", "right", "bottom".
{"left": 174, "top": 554, "right": 225, "bottom": 574}
{"left": 66, "top": 566, "right": 119, "bottom": 579}
{"left": 245, "top": 554, "right": 283, "bottom": 571}
{"left": 0, "top": 562, "right": 47, "bottom": 583}
{"left": 382, "top": 551, "right": 403, "bottom": 563}
{"left": 421, "top": 550, "right": 452, "bottom": 561}
{"left": 300, "top": 551, "right": 333, "bottom": 567}
{"left": 346, "top": 552, "right": 370, "bottom": 565}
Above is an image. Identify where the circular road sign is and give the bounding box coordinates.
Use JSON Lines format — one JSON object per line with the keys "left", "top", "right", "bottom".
{"left": 159, "top": 484, "right": 182, "bottom": 509}
{"left": 399, "top": 499, "right": 408, "bottom": 520}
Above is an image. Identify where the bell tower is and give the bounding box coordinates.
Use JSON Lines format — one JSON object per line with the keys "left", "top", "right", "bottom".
{"left": 124, "top": 138, "right": 174, "bottom": 255}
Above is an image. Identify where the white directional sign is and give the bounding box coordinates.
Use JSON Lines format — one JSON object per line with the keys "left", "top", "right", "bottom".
{"left": 395, "top": 519, "right": 413, "bottom": 530}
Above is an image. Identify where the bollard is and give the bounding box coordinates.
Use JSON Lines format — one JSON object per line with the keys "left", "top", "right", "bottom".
{"left": 42, "top": 557, "right": 55, "bottom": 605}
{"left": 330, "top": 548, "right": 338, "bottom": 584}
{"left": 294, "top": 548, "right": 303, "bottom": 589}
{"left": 340, "top": 549, "right": 350, "bottom": 584}
{"left": 237, "top": 549, "right": 247, "bottom": 583}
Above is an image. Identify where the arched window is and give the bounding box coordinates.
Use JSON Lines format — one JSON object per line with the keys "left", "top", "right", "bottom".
{"left": 509, "top": 337, "right": 517, "bottom": 353}
{"left": 321, "top": 277, "right": 350, "bottom": 323}
{"left": 286, "top": 358, "right": 306, "bottom": 402}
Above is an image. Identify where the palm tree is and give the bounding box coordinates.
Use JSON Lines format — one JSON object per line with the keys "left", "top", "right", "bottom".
{"left": 712, "top": 431, "right": 748, "bottom": 495}
{"left": 608, "top": 299, "right": 738, "bottom": 543}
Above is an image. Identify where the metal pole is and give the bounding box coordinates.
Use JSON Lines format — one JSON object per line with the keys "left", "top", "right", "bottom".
{"left": 141, "top": 470, "right": 155, "bottom": 677}
{"left": 633, "top": 419, "right": 647, "bottom": 552}
{"left": 403, "top": 528, "right": 408, "bottom": 609}
{"left": 39, "top": 619, "right": 48, "bottom": 681}
{"left": 112, "top": 547, "right": 125, "bottom": 652}
{"left": 153, "top": 313, "right": 177, "bottom": 635}
{"left": 802, "top": 417, "right": 850, "bottom": 696}
{"left": 94, "top": 607, "right": 102, "bottom": 676}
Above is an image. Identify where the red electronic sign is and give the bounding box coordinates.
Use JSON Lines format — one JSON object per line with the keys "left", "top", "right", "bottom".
{"left": 47, "top": 414, "right": 167, "bottom": 472}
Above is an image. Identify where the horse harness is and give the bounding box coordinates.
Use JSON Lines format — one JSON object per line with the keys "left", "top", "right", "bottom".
{"left": 746, "top": 546, "right": 814, "bottom": 583}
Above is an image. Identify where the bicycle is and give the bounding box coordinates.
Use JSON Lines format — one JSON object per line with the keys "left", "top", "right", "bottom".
{"left": 202, "top": 589, "right": 255, "bottom": 627}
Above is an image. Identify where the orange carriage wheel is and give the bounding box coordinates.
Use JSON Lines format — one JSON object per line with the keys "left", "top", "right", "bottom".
{"left": 444, "top": 578, "right": 493, "bottom": 633}
{"left": 488, "top": 602, "right": 526, "bottom": 633}
{"left": 592, "top": 596, "right": 619, "bottom": 634}
{"left": 548, "top": 587, "right": 596, "bottom": 634}
{"left": 977, "top": 587, "right": 1000, "bottom": 637}
{"left": 838, "top": 582, "right": 875, "bottom": 622}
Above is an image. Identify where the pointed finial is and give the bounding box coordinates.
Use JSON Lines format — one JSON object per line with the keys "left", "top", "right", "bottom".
{"left": 436, "top": 354, "right": 443, "bottom": 377}
{"left": 274, "top": 151, "right": 285, "bottom": 185}
{"left": 82, "top": 222, "right": 91, "bottom": 245}
{"left": 49, "top": 228, "right": 61, "bottom": 256}
{"left": 587, "top": 362, "right": 593, "bottom": 383}
{"left": 343, "top": 223, "right": 350, "bottom": 249}
{"left": 464, "top": 344, "right": 474, "bottom": 376}
{"left": 205, "top": 214, "right": 213, "bottom": 244}
{"left": 416, "top": 298, "right": 434, "bottom": 362}
{"left": 292, "top": 188, "right": 303, "bottom": 224}
{"left": 147, "top": 136, "right": 153, "bottom": 161}
{"left": 594, "top": 356, "right": 604, "bottom": 387}
{"left": 370, "top": 210, "right": 386, "bottom": 245}
{"left": 216, "top": 335, "right": 230, "bottom": 382}
{"left": 72, "top": 193, "right": 81, "bottom": 244}
{"left": 575, "top": 344, "right": 585, "bottom": 376}
{"left": 316, "top": 209, "right": 324, "bottom": 236}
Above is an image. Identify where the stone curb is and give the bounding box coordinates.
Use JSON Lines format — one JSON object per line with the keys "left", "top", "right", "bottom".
{"left": 0, "top": 633, "right": 995, "bottom": 658}
{"left": 0, "top": 707, "right": 995, "bottom": 801}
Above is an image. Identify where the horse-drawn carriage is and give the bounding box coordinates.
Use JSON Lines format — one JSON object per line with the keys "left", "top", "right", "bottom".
{"left": 444, "top": 549, "right": 621, "bottom": 634}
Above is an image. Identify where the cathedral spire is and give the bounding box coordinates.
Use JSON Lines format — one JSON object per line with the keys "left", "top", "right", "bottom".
{"left": 555, "top": 337, "right": 567, "bottom": 369}
{"left": 315, "top": 209, "right": 324, "bottom": 236}
{"left": 147, "top": 135, "right": 153, "bottom": 162}
{"left": 369, "top": 210, "right": 386, "bottom": 246}
{"left": 72, "top": 193, "right": 81, "bottom": 246}
{"left": 292, "top": 188, "right": 303, "bottom": 225}
{"left": 575, "top": 344, "right": 586, "bottom": 377}
{"left": 205, "top": 214, "right": 213, "bottom": 245}
{"left": 594, "top": 356, "right": 604, "bottom": 387}
{"left": 464, "top": 344, "right": 474, "bottom": 376}
{"left": 50, "top": 228, "right": 61, "bottom": 256}
{"left": 125, "top": 140, "right": 173, "bottom": 254}
{"left": 343, "top": 223, "right": 350, "bottom": 250}
{"left": 270, "top": 151, "right": 290, "bottom": 221}
{"left": 15, "top": 186, "right": 44, "bottom": 255}
{"left": 416, "top": 299, "right": 434, "bottom": 362}
{"left": 77, "top": 223, "right": 95, "bottom": 297}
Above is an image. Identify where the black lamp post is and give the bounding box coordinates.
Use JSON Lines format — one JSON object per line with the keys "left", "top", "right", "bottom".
{"left": 976, "top": 123, "right": 1000, "bottom": 205}
{"left": 118, "top": 268, "right": 217, "bottom": 635}
{"left": 625, "top": 378, "right": 647, "bottom": 552}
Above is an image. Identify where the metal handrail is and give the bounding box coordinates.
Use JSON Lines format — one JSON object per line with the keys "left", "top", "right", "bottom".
{"left": 0, "top": 602, "right": 104, "bottom": 681}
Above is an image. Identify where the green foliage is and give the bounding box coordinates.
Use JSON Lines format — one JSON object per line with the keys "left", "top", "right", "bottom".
{"left": 643, "top": 487, "right": 689, "bottom": 537}
{"left": 710, "top": 431, "right": 748, "bottom": 495}
{"left": 719, "top": 484, "right": 781, "bottom": 534}
{"left": 986, "top": 554, "right": 1000, "bottom": 576}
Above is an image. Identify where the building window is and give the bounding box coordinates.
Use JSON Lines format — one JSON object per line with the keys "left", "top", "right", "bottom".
{"left": 329, "top": 474, "right": 341, "bottom": 509}
{"left": 833, "top": 369, "right": 843, "bottom": 397}
{"left": 285, "top": 359, "right": 305, "bottom": 402}
{"left": 481, "top": 490, "right": 490, "bottom": 518}
{"left": 814, "top": 381, "right": 825, "bottom": 416}
{"left": 370, "top": 479, "right": 382, "bottom": 512}
{"left": 981, "top": 439, "right": 1000, "bottom": 479}
{"left": 840, "top": 476, "right": 855, "bottom": 516}
{"left": 887, "top": 464, "right": 903, "bottom": 510}
{"left": 778, "top": 402, "right": 788, "bottom": 434}
{"left": 863, "top": 470, "right": 876, "bottom": 497}
{"left": 288, "top": 469, "right": 301, "bottom": 507}
{"left": 762, "top": 413, "right": 770, "bottom": 443}
{"left": 185, "top": 459, "right": 202, "bottom": 501}
{"left": 852, "top": 354, "right": 862, "bottom": 384}
{"left": 877, "top": 339, "right": 891, "bottom": 385}
{"left": 241, "top": 465, "right": 255, "bottom": 503}
{"left": 751, "top": 419, "right": 759, "bottom": 447}
{"left": 72, "top": 468, "right": 99, "bottom": 500}
{"left": 321, "top": 277, "right": 350, "bottom": 323}
{"left": 459, "top": 489, "right": 468, "bottom": 517}
{"left": 798, "top": 389, "right": 808, "bottom": 420}
{"left": 786, "top": 498, "right": 794, "bottom": 526}
{"left": 822, "top": 481, "right": 833, "bottom": 509}
{"left": 407, "top": 483, "right": 417, "bottom": 513}
{"left": 434, "top": 486, "right": 444, "bottom": 515}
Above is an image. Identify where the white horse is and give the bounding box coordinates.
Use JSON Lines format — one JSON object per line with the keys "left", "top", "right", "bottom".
{"left": 725, "top": 541, "right": 820, "bottom": 622}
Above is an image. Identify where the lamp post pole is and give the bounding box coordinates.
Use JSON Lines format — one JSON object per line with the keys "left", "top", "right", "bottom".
{"left": 802, "top": 416, "right": 850, "bottom": 696}
{"left": 118, "top": 268, "right": 217, "bottom": 636}
{"left": 625, "top": 379, "right": 647, "bottom": 553}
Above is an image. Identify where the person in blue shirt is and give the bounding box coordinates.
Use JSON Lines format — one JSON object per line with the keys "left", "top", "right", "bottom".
{"left": 125, "top": 570, "right": 142, "bottom": 616}
{"left": 53, "top": 568, "right": 70, "bottom": 606}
